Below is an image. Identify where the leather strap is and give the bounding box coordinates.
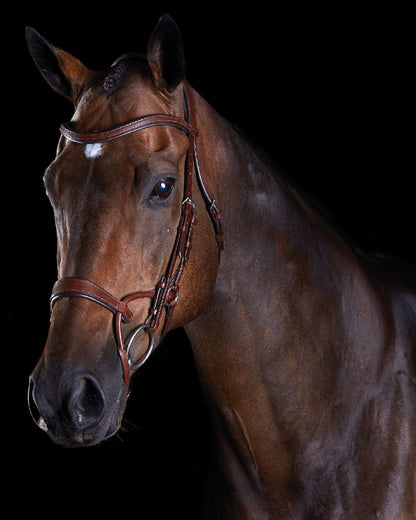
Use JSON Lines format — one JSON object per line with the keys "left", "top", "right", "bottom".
{"left": 60, "top": 114, "right": 198, "bottom": 144}
{"left": 51, "top": 278, "right": 156, "bottom": 393}
{"left": 51, "top": 278, "right": 133, "bottom": 322}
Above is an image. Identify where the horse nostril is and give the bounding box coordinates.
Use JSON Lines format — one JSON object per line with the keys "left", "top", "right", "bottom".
{"left": 67, "top": 375, "right": 105, "bottom": 430}
{"left": 27, "top": 376, "right": 49, "bottom": 432}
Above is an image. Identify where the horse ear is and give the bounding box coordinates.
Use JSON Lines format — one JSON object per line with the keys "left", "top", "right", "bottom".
{"left": 147, "top": 14, "right": 186, "bottom": 93}
{"left": 26, "top": 27, "right": 92, "bottom": 102}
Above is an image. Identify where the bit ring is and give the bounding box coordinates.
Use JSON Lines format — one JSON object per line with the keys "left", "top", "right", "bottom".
{"left": 125, "top": 323, "right": 156, "bottom": 370}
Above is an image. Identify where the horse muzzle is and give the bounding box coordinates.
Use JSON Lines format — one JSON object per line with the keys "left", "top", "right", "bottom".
{"left": 27, "top": 368, "right": 125, "bottom": 447}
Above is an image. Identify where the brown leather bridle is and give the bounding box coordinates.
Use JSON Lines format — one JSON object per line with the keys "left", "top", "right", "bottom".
{"left": 50, "top": 82, "right": 224, "bottom": 393}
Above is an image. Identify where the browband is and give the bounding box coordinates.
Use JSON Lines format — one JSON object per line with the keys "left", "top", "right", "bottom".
{"left": 60, "top": 114, "right": 198, "bottom": 144}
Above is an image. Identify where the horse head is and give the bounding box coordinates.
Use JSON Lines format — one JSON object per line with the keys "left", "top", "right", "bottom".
{"left": 27, "top": 15, "right": 220, "bottom": 447}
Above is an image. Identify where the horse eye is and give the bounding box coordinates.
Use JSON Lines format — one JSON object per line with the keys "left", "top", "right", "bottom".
{"left": 151, "top": 178, "right": 175, "bottom": 200}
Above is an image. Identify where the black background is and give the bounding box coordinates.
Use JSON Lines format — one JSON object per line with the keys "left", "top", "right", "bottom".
{"left": 6, "top": 3, "right": 415, "bottom": 518}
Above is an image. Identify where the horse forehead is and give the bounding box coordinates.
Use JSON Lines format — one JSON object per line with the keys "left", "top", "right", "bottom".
{"left": 73, "top": 72, "right": 172, "bottom": 133}
{"left": 74, "top": 127, "right": 186, "bottom": 167}
{"left": 69, "top": 105, "right": 188, "bottom": 160}
{"left": 54, "top": 132, "right": 184, "bottom": 206}
{"left": 67, "top": 72, "right": 187, "bottom": 157}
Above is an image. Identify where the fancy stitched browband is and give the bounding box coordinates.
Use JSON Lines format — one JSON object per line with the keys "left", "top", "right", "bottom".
{"left": 50, "top": 81, "right": 224, "bottom": 393}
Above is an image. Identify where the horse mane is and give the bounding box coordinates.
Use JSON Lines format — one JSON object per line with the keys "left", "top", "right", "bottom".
{"left": 102, "top": 52, "right": 145, "bottom": 96}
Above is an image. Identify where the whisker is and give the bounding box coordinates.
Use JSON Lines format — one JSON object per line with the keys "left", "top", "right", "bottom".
{"left": 120, "top": 416, "right": 144, "bottom": 433}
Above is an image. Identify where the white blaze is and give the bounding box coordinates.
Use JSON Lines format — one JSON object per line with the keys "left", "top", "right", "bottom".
{"left": 85, "top": 143, "right": 103, "bottom": 159}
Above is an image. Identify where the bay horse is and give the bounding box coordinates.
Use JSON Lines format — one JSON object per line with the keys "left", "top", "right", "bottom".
{"left": 26, "top": 15, "right": 415, "bottom": 519}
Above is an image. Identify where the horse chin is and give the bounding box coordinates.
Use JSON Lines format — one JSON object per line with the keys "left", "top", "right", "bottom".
{"left": 46, "top": 409, "right": 125, "bottom": 448}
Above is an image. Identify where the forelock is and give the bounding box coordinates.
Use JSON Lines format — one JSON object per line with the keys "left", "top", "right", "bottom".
{"left": 102, "top": 53, "right": 146, "bottom": 96}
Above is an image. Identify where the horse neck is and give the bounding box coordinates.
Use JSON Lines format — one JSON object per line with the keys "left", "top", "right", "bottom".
{"left": 186, "top": 88, "right": 384, "bottom": 410}
{"left": 184, "top": 90, "right": 414, "bottom": 518}
{"left": 193, "top": 89, "right": 356, "bottom": 310}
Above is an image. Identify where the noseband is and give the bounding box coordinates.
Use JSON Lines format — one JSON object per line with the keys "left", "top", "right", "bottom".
{"left": 50, "top": 82, "right": 224, "bottom": 393}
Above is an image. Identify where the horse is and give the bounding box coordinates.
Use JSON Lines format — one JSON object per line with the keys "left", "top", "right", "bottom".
{"left": 26, "top": 14, "right": 415, "bottom": 519}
